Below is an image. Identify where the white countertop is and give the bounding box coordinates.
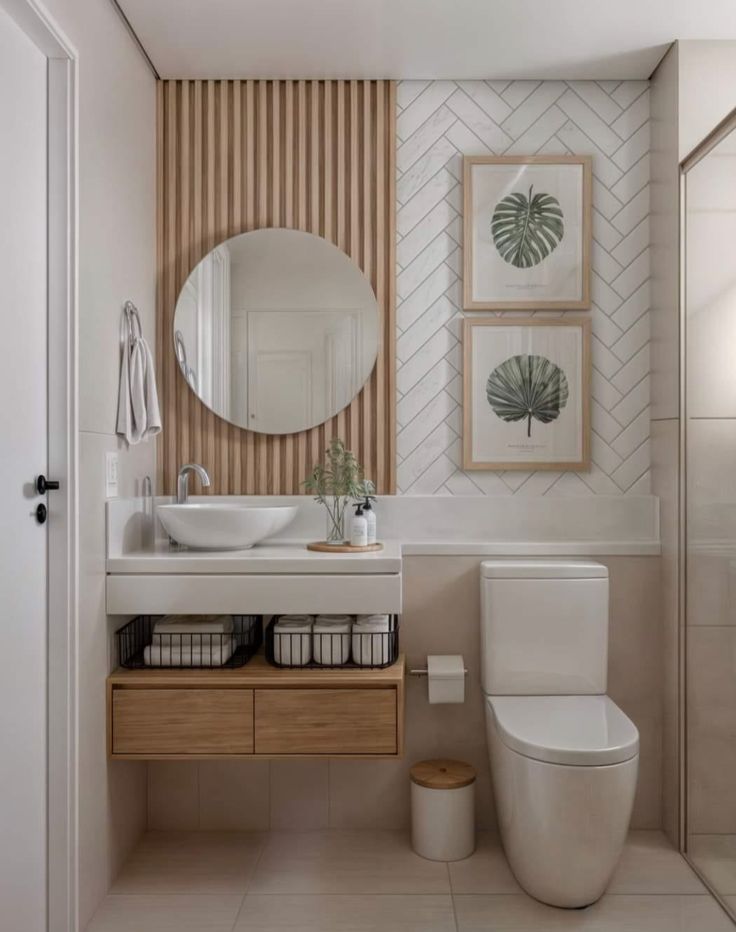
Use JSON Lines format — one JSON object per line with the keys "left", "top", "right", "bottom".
{"left": 106, "top": 539, "right": 403, "bottom": 575}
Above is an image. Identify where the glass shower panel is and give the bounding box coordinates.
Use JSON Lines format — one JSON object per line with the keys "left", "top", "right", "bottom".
{"left": 685, "top": 123, "right": 736, "bottom": 909}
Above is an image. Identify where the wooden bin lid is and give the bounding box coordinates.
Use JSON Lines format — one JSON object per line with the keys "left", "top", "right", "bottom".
{"left": 410, "top": 759, "right": 476, "bottom": 790}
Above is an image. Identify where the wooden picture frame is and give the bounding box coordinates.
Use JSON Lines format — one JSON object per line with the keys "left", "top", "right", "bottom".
{"left": 463, "top": 317, "right": 591, "bottom": 471}
{"left": 463, "top": 155, "right": 592, "bottom": 310}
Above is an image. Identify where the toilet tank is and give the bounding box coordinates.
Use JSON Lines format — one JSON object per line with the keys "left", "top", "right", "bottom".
{"left": 480, "top": 560, "right": 609, "bottom": 696}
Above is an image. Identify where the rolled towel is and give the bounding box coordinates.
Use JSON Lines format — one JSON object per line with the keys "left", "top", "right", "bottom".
{"left": 153, "top": 614, "right": 233, "bottom": 635}
{"left": 352, "top": 615, "right": 392, "bottom": 666}
{"left": 273, "top": 616, "right": 313, "bottom": 666}
{"left": 144, "top": 636, "right": 236, "bottom": 667}
{"left": 313, "top": 615, "right": 352, "bottom": 665}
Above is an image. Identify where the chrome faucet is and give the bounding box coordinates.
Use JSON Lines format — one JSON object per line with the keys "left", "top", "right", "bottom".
{"left": 177, "top": 463, "right": 211, "bottom": 503}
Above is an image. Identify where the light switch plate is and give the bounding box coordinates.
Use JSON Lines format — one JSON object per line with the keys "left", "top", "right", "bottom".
{"left": 105, "top": 452, "right": 119, "bottom": 498}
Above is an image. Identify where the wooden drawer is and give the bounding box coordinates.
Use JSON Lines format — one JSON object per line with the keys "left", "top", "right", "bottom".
{"left": 254, "top": 687, "right": 397, "bottom": 755}
{"left": 112, "top": 687, "right": 253, "bottom": 756}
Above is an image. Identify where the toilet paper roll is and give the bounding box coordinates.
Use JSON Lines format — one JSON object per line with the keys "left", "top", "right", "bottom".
{"left": 427, "top": 654, "right": 465, "bottom": 704}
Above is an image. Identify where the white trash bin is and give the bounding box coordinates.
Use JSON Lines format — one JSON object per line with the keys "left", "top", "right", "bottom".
{"left": 410, "top": 759, "right": 476, "bottom": 861}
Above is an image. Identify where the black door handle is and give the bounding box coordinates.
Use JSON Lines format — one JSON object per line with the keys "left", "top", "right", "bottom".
{"left": 36, "top": 475, "right": 60, "bottom": 494}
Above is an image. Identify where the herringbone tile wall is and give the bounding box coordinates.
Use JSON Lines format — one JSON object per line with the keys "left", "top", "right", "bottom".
{"left": 396, "top": 80, "right": 651, "bottom": 495}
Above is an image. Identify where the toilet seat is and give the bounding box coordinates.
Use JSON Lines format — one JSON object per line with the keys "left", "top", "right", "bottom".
{"left": 486, "top": 695, "right": 639, "bottom": 767}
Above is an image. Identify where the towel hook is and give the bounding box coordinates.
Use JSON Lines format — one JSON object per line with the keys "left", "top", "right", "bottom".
{"left": 120, "top": 300, "right": 143, "bottom": 351}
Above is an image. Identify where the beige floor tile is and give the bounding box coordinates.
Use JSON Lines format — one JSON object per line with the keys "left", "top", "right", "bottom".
{"left": 86, "top": 895, "right": 243, "bottom": 932}
{"left": 453, "top": 893, "right": 736, "bottom": 931}
{"left": 448, "top": 832, "right": 521, "bottom": 894}
{"left": 233, "top": 894, "right": 456, "bottom": 931}
{"left": 608, "top": 830, "right": 706, "bottom": 894}
{"left": 111, "top": 831, "right": 266, "bottom": 895}
{"left": 722, "top": 897, "right": 736, "bottom": 922}
{"left": 249, "top": 830, "right": 450, "bottom": 894}
{"left": 690, "top": 834, "right": 736, "bottom": 895}
{"left": 454, "top": 895, "right": 733, "bottom": 932}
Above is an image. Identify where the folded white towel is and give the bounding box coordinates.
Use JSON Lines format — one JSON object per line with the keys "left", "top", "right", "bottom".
{"left": 278, "top": 614, "right": 313, "bottom": 626}
{"left": 354, "top": 614, "right": 391, "bottom": 631}
{"left": 314, "top": 614, "right": 353, "bottom": 626}
{"left": 153, "top": 614, "right": 234, "bottom": 635}
{"left": 144, "top": 636, "right": 236, "bottom": 667}
{"left": 116, "top": 303, "right": 162, "bottom": 446}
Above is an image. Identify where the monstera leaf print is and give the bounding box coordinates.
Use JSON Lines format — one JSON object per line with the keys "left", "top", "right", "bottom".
{"left": 486, "top": 354, "right": 569, "bottom": 438}
{"left": 491, "top": 186, "right": 564, "bottom": 269}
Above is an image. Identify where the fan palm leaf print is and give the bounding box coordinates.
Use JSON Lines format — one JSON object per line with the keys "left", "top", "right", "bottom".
{"left": 486, "top": 354, "right": 569, "bottom": 437}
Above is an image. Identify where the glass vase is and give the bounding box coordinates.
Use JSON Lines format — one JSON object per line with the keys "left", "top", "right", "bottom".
{"left": 325, "top": 497, "right": 348, "bottom": 544}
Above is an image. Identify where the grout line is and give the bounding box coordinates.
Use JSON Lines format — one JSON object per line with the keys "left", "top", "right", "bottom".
{"left": 448, "top": 862, "right": 461, "bottom": 932}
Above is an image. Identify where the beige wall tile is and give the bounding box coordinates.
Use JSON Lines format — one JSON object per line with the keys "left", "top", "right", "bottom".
{"left": 604, "top": 555, "right": 663, "bottom": 828}
{"left": 148, "top": 762, "right": 199, "bottom": 831}
{"left": 199, "top": 760, "right": 271, "bottom": 831}
{"left": 145, "top": 556, "right": 664, "bottom": 834}
{"left": 78, "top": 432, "right": 152, "bottom": 924}
{"left": 688, "top": 626, "right": 736, "bottom": 832}
{"left": 270, "top": 760, "right": 328, "bottom": 831}
{"left": 651, "top": 417, "right": 681, "bottom": 844}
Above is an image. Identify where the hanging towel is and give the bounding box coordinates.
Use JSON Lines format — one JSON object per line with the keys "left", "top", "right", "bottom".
{"left": 116, "top": 302, "right": 162, "bottom": 446}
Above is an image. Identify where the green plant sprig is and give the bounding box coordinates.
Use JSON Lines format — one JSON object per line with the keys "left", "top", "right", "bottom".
{"left": 303, "top": 438, "right": 376, "bottom": 541}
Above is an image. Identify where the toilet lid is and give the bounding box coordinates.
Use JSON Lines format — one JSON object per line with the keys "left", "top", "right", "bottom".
{"left": 487, "top": 695, "right": 639, "bottom": 766}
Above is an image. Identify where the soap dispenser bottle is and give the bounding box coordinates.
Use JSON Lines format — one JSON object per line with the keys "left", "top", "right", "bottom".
{"left": 363, "top": 496, "right": 377, "bottom": 545}
{"left": 350, "top": 503, "right": 368, "bottom": 547}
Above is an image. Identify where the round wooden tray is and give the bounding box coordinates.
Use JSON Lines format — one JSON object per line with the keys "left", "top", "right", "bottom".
{"left": 306, "top": 541, "right": 384, "bottom": 553}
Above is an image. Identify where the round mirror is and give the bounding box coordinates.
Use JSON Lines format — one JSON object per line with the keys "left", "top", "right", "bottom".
{"left": 173, "top": 228, "right": 380, "bottom": 435}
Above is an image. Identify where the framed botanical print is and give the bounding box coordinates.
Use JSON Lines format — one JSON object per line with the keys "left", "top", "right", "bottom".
{"left": 463, "top": 156, "right": 592, "bottom": 310}
{"left": 463, "top": 317, "right": 590, "bottom": 471}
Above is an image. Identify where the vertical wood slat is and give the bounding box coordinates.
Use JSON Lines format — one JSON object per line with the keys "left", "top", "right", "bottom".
{"left": 157, "top": 80, "right": 396, "bottom": 494}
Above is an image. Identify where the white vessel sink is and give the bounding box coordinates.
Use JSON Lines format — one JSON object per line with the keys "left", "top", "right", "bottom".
{"left": 157, "top": 503, "right": 298, "bottom": 550}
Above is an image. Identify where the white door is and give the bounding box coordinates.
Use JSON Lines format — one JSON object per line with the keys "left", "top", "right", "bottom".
{"left": 0, "top": 6, "right": 49, "bottom": 930}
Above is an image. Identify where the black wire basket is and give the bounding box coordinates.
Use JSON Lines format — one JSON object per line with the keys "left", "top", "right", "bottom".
{"left": 116, "top": 615, "right": 262, "bottom": 669}
{"left": 264, "top": 614, "right": 399, "bottom": 669}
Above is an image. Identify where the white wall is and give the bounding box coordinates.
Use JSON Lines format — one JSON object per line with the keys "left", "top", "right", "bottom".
{"left": 678, "top": 40, "right": 736, "bottom": 162}
{"left": 40, "top": 0, "right": 157, "bottom": 926}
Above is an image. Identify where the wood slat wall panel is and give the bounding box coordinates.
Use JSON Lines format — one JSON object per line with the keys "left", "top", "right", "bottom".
{"left": 157, "top": 80, "right": 396, "bottom": 495}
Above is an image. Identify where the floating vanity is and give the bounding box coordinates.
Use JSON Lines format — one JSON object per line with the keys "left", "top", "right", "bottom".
{"left": 107, "top": 655, "right": 405, "bottom": 760}
{"left": 106, "top": 498, "right": 404, "bottom": 760}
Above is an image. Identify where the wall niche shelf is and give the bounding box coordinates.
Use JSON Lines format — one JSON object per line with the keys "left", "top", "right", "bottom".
{"left": 107, "top": 654, "right": 405, "bottom": 761}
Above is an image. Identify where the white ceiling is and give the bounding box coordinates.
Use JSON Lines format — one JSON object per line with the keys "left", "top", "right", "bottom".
{"left": 116, "top": 0, "right": 736, "bottom": 80}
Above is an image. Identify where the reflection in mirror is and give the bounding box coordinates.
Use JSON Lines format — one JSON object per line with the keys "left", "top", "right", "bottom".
{"left": 173, "top": 228, "right": 380, "bottom": 435}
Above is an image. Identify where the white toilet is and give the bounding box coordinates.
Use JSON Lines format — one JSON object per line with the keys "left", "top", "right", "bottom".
{"left": 481, "top": 559, "right": 639, "bottom": 909}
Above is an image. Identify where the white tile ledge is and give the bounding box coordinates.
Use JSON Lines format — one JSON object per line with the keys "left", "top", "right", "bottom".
{"left": 402, "top": 540, "right": 661, "bottom": 556}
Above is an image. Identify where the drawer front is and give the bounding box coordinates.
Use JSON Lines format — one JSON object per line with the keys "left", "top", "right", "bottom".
{"left": 112, "top": 688, "right": 254, "bottom": 755}
{"left": 254, "top": 688, "right": 397, "bottom": 755}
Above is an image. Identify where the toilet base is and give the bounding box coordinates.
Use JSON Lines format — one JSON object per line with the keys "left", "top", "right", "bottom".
{"left": 486, "top": 711, "right": 638, "bottom": 909}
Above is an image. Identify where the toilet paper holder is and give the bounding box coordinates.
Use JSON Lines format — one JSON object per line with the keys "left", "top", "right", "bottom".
{"left": 411, "top": 655, "right": 467, "bottom": 703}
